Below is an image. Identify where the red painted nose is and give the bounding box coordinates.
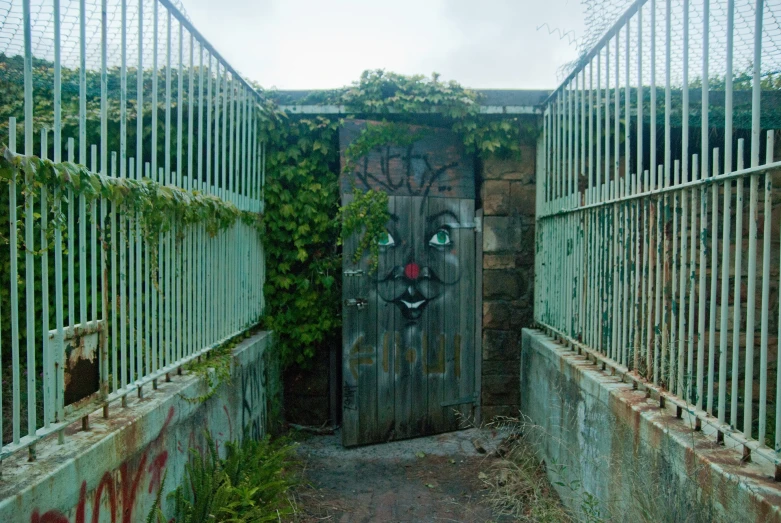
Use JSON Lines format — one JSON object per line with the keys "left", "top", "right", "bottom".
{"left": 404, "top": 262, "right": 420, "bottom": 280}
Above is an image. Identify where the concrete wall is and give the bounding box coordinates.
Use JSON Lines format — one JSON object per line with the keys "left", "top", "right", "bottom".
{"left": 479, "top": 140, "right": 537, "bottom": 420}
{"left": 520, "top": 328, "right": 781, "bottom": 523}
{"left": 0, "top": 331, "right": 281, "bottom": 523}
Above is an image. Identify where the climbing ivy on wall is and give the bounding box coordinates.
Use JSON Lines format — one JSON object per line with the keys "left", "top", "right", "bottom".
{"left": 258, "top": 70, "right": 538, "bottom": 368}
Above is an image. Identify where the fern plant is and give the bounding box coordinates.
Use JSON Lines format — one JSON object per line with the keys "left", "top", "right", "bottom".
{"left": 170, "top": 431, "right": 297, "bottom": 522}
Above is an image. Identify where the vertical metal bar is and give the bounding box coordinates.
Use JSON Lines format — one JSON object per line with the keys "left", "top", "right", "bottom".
{"left": 79, "top": 0, "right": 86, "bottom": 165}
{"left": 91, "top": 144, "right": 97, "bottom": 321}
{"left": 221, "top": 68, "right": 228, "bottom": 340}
{"left": 732, "top": 139, "right": 745, "bottom": 427}
{"left": 670, "top": 159, "right": 678, "bottom": 391}
{"left": 758, "top": 132, "right": 773, "bottom": 443}
{"left": 682, "top": 0, "right": 690, "bottom": 184}
{"left": 9, "top": 119, "right": 20, "bottom": 444}
{"left": 119, "top": 0, "right": 128, "bottom": 393}
{"left": 68, "top": 136, "right": 75, "bottom": 330}
{"left": 689, "top": 154, "right": 699, "bottom": 403}
{"left": 128, "top": 157, "right": 135, "bottom": 385}
{"left": 702, "top": 0, "right": 710, "bottom": 182}
{"left": 228, "top": 76, "right": 236, "bottom": 338}
{"left": 52, "top": 0, "right": 62, "bottom": 435}
{"left": 54, "top": 0, "right": 61, "bottom": 165}
{"left": 23, "top": 0, "right": 37, "bottom": 442}
{"left": 137, "top": 0, "right": 144, "bottom": 180}
{"left": 745, "top": 137, "right": 761, "bottom": 434}
{"left": 654, "top": 166, "right": 662, "bottom": 384}
{"left": 719, "top": 0, "right": 735, "bottom": 425}
{"left": 165, "top": 10, "right": 172, "bottom": 185}
{"left": 678, "top": 160, "right": 688, "bottom": 395}
{"left": 664, "top": 0, "right": 671, "bottom": 189}
{"left": 697, "top": 154, "right": 708, "bottom": 410}
{"left": 120, "top": 196, "right": 127, "bottom": 393}
{"left": 176, "top": 21, "right": 184, "bottom": 364}
{"left": 206, "top": 53, "right": 212, "bottom": 194}
{"left": 135, "top": 0, "right": 145, "bottom": 381}
{"left": 197, "top": 45, "right": 205, "bottom": 353}
{"left": 101, "top": 0, "right": 108, "bottom": 177}
{"left": 40, "top": 130, "right": 51, "bottom": 428}
{"left": 152, "top": 0, "right": 159, "bottom": 185}
{"left": 188, "top": 33, "right": 195, "bottom": 357}
{"left": 110, "top": 153, "right": 118, "bottom": 394}
{"left": 751, "top": 0, "right": 764, "bottom": 168}
{"left": 650, "top": 0, "right": 657, "bottom": 192}
{"left": 146, "top": 162, "right": 153, "bottom": 375}
{"left": 637, "top": 6, "right": 644, "bottom": 193}
{"left": 707, "top": 149, "right": 719, "bottom": 414}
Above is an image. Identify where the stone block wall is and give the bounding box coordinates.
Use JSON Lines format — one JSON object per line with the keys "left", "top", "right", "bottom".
{"left": 480, "top": 142, "right": 537, "bottom": 421}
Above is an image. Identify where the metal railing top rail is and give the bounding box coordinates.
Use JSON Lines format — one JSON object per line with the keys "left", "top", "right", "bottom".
{"left": 544, "top": 0, "right": 648, "bottom": 106}
{"left": 156, "top": 0, "right": 262, "bottom": 103}
{"left": 538, "top": 159, "right": 781, "bottom": 217}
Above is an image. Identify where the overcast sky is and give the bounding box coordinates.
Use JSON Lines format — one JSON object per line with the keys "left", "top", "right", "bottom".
{"left": 183, "top": 0, "right": 587, "bottom": 91}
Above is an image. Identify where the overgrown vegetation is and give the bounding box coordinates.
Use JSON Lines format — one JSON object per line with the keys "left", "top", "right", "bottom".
{"left": 0, "top": 57, "right": 535, "bottom": 371}
{"left": 260, "top": 69, "right": 537, "bottom": 367}
{"left": 480, "top": 426, "right": 574, "bottom": 522}
{"left": 168, "top": 432, "right": 297, "bottom": 522}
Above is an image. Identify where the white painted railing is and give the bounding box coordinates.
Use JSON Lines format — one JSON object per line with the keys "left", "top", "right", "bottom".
{"left": 0, "top": 0, "right": 265, "bottom": 461}
{"left": 536, "top": 0, "right": 781, "bottom": 476}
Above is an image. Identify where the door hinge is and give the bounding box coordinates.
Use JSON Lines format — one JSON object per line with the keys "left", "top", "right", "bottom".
{"left": 345, "top": 298, "right": 368, "bottom": 309}
{"left": 444, "top": 220, "right": 480, "bottom": 231}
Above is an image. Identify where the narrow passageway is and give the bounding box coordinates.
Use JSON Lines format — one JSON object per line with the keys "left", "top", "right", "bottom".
{"left": 290, "top": 428, "right": 516, "bottom": 522}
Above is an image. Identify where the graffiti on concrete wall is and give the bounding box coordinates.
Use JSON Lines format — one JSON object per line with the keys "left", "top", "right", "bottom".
{"left": 241, "top": 359, "right": 267, "bottom": 441}
{"left": 29, "top": 406, "right": 175, "bottom": 523}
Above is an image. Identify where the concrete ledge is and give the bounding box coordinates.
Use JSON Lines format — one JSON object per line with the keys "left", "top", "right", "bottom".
{"left": 0, "top": 331, "right": 280, "bottom": 522}
{"left": 521, "top": 328, "right": 781, "bottom": 522}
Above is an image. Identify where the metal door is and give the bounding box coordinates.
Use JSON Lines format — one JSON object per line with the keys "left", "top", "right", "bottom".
{"left": 340, "top": 120, "right": 478, "bottom": 446}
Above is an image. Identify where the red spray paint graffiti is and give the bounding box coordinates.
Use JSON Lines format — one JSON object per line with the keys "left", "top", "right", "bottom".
{"left": 29, "top": 407, "right": 175, "bottom": 523}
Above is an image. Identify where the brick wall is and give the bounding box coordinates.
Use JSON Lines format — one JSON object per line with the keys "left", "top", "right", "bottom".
{"left": 480, "top": 143, "right": 537, "bottom": 421}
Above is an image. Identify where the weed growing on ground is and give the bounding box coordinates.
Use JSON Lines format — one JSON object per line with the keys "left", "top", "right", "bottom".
{"left": 169, "top": 431, "right": 298, "bottom": 522}
{"left": 479, "top": 427, "right": 575, "bottom": 522}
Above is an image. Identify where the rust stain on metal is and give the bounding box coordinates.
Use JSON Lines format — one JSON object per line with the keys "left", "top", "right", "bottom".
{"left": 63, "top": 329, "right": 101, "bottom": 406}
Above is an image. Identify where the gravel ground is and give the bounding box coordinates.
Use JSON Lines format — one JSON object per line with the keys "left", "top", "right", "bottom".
{"left": 288, "top": 427, "right": 517, "bottom": 523}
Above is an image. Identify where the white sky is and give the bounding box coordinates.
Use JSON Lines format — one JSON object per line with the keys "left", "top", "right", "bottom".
{"left": 184, "top": 0, "right": 587, "bottom": 91}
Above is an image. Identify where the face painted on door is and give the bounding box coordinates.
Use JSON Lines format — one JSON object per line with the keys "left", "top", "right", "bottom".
{"left": 375, "top": 198, "right": 462, "bottom": 323}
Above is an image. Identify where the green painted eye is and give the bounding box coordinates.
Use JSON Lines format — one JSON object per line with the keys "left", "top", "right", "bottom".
{"left": 429, "top": 229, "right": 451, "bottom": 247}
{"left": 378, "top": 231, "right": 395, "bottom": 247}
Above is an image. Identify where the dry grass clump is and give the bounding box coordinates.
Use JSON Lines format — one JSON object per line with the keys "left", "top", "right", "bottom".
{"left": 480, "top": 429, "right": 574, "bottom": 522}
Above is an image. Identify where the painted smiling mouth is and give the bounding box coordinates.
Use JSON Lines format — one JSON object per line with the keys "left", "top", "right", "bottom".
{"left": 391, "top": 286, "right": 432, "bottom": 320}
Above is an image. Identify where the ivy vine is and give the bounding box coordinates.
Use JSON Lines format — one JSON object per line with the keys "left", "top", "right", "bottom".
{"left": 259, "top": 70, "right": 538, "bottom": 368}
{"left": 0, "top": 148, "right": 261, "bottom": 273}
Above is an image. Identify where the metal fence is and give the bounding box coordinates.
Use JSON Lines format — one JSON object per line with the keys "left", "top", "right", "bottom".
{"left": 0, "top": 0, "right": 265, "bottom": 461}
{"left": 536, "top": 0, "right": 781, "bottom": 475}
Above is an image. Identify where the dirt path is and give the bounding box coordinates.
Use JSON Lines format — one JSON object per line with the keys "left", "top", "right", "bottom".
{"left": 289, "top": 428, "right": 515, "bottom": 523}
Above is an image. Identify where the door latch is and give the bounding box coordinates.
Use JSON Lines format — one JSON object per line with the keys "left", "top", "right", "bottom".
{"left": 345, "top": 298, "right": 368, "bottom": 309}
{"left": 343, "top": 269, "right": 364, "bottom": 277}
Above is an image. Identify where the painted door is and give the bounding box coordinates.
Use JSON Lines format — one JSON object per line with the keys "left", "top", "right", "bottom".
{"left": 341, "top": 120, "right": 477, "bottom": 447}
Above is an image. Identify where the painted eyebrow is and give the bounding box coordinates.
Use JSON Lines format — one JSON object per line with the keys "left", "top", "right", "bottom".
{"left": 426, "top": 210, "right": 459, "bottom": 223}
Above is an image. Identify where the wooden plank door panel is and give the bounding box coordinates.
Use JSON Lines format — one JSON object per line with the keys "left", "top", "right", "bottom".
{"left": 342, "top": 194, "right": 477, "bottom": 446}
